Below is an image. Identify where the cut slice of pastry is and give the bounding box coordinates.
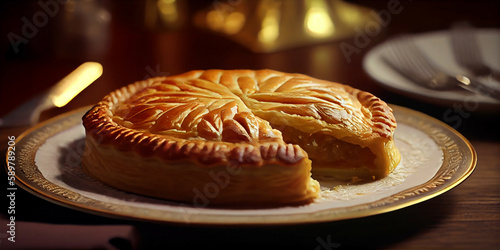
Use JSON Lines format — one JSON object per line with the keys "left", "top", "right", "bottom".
{"left": 82, "top": 69, "right": 400, "bottom": 207}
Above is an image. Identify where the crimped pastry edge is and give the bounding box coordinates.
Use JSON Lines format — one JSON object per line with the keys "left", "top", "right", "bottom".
{"left": 82, "top": 76, "right": 307, "bottom": 167}
{"left": 82, "top": 135, "right": 320, "bottom": 207}
{"left": 83, "top": 69, "right": 399, "bottom": 168}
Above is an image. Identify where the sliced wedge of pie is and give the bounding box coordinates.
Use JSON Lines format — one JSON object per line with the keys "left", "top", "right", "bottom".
{"left": 82, "top": 69, "right": 400, "bottom": 207}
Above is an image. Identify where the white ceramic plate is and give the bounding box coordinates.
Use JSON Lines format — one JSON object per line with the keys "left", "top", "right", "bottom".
{"left": 10, "top": 105, "right": 476, "bottom": 225}
{"left": 363, "top": 29, "right": 500, "bottom": 110}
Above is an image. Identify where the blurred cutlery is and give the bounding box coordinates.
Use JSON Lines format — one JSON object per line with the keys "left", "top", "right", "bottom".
{"left": 0, "top": 62, "right": 102, "bottom": 127}
{"left": 382, "top": 35, "right": 500, "bottom": 100}
{"left": 450, "top": 22, "right": 500, "bottom": 82}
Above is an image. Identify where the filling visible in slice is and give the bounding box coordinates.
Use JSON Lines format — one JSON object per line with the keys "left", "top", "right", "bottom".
{"left": 271, "top": 124, "right": 378, "bottom": 180}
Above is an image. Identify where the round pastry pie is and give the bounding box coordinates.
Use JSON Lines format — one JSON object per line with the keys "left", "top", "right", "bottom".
{"left": 82, "top": 69, "right": 400, "bottom": 207}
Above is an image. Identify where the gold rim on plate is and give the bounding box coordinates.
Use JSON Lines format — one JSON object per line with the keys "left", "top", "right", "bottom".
{"left": 6, "top": 105, "right": 476, "bottom": 225}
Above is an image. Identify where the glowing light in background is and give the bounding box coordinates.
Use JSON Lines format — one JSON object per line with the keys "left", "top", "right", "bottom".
{"left": 337, "top": 2, "right": 362, "bottom": 25}
{"left": 258, "top": 8, "right": 280, "bottom": 43}
{"left": 205, "top": 10, "right": 245, "bottom": 34}
{"left": 206, "top": 10, "right": 223, "bottom": 30}
{"left": 196, "top": 0, "right": 379, "bottom": 53}
{"left": 157, "top": 0, "right": 178, "bottom": 24}
{"left": 51, "top": 62, "right": 103, "bottom": 107}
{"left": 224, "top": 12, "right": 245, "bottom": 34}
{"left": 145, "top": 0, "right": 185, "bottom": 30}
{"left": 305, "top": 0, "right": 334, "bottom": 37}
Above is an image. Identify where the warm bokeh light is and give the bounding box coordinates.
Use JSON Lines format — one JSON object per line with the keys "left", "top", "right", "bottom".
{"left": 258, "top": 8, "right": 280, "bottom": 43}
{"left": 51, "top": 62, "right": 103, "bottom": 107}
{"left": 205, "top": 10, "right": 245, "bottom": 34}
{"left": 224, "top": 12, "right": 245, "bottom": 34}
{"left": 196, "top": 0, "right": 382, "bottom": 52}
{"left": 206, "top": 10, "right": 223, "bottom": 30}
{"left": 305, "top": 0, "right": 334, "bottom": 37}
{"left": 157, "top": 0, "right": 178, "bottom": 24}
{"left": 337, "top": 1, "right": 362, "bottom": 25}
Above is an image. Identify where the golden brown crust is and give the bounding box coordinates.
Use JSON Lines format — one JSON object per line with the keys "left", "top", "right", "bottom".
{"left": 83, "top": 78, "right": 307, "bottom": 167}
{"left": 82, "top": 69, "right": 399, "bottom": 205}
{"left": 354, "top": 89, "right": 397, "bottom": 139}
{"left": 172, "top": 69, "right": 396, "bottom": 138}
{"left": 83, "top": 70, "right": 397, "bottom": 167}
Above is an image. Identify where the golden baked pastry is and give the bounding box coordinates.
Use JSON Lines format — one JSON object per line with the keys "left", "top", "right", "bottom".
{"left": 82, "top": 69, "right": 400, "bottom": 207}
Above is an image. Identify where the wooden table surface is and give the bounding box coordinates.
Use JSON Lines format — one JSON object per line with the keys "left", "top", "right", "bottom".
{"left": 1, "top": 1, "right": 499, "bottom": 249}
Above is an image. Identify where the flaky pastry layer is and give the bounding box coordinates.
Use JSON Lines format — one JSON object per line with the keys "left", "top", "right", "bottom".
{"left": 82, "top": 69, "right": 400, "bottom": 206}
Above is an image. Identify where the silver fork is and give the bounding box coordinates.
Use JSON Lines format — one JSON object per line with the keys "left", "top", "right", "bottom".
{"left": 450, "top": 22, "right": 500, "bottom": 82}
{"left": 382, "top": 35, "right": 500, "bottom": 100}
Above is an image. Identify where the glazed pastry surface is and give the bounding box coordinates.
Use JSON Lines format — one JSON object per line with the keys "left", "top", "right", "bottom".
{"left": 82, "top": 69, "right": 400, "bottom": 206}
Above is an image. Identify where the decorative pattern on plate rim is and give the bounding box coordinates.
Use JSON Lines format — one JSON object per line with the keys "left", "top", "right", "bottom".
{"left": 347, "top": 107, "right": 465, "bottom": 210}
{"left": 9, "top": 105, "right": 475, "bottom": 224}
{"left": 15, "top": 109, "right": 120, "bottom": 213}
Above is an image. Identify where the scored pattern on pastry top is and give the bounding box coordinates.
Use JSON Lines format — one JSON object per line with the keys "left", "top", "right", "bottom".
{"left": 177, "top": 70, "right": 396, "bottom": 141}
{"left": 111, "top": 70, "right": 396, "bottom": 144}
{"left": 112, "top": 78, "right": 283, "bottom": 143}
{"left": 83, "top": 69, "right": 397, "bottom": 167}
